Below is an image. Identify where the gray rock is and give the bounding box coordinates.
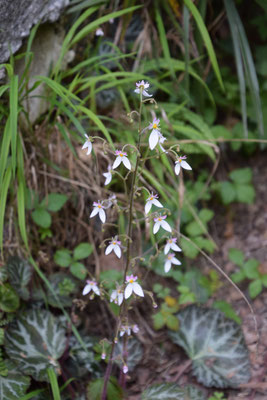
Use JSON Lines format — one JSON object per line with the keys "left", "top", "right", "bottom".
{"left": 0, "top": 0, "right": 69, "bottom": 63}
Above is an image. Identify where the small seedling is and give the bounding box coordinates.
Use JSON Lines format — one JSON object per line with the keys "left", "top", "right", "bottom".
{"left": 54, "top": 243, "right": 93, "bottom": 280}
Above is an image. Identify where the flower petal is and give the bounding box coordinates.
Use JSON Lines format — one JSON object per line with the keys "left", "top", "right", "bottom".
{"left": 99, "top": 208, "right": 106, "bottom": 223}
{"left": 161, "top": 220, "right": 172, "bottom": 232}
{"left": 90, "top": 207, "right": 99, "bottom": 219}
{"left": 124, "top": 283, "right": 133, "bottom": 299}
{"left": 93, "top": 285, "right": 100, "bottom": 295}
{"left": 153, "top": 221, "right": 160, "bottom": 234}
{"left": 152, "top": 199, "right": 163, "bottom": 208}
{"left": 118, "top": 293, "right": 124, "bottom": 305}
{"left": 143, "top": 90, "right": 152, "bottom": 97}
{"left": 82, "top": 284, "right": 91, "bottom": 295}
{"left": 174, "top": 163, "right": 181, "bottom": 176}
{"left": 171, "top": 243, "right": 182, "bottom": 252}
{"left": 122, "top": 157, "right": 131, "bottom": 170}
{"left": 114, "top": 245, "right": 121, "bottom": 258}
{"left": 181, "top": 160, "right": 192, "bottom": 170}
{"left": 133, "top": 282, "right": 144, "bottom": 297}
{"left": 86, "top": 142, "right": 92, "bottom": 155}
{"left": 105, "top": 244, "right": 113, "bottom": 255}
{"left": 164, "top": 243, "right": 171, "bottom": 255}
{"left": 113, "top": 156, "right": 121, "bottom": 169}
{"left": 145, "top": 201, "right": 152, "bottom": 214}
{"left": 149, "top": 130, "right": 159, "bottom": 150}
{"left": 164, "top": 261, "right": 171, "bottom": 273}
{"left": 172, "top": 257, "right": 181, "bottom": 265}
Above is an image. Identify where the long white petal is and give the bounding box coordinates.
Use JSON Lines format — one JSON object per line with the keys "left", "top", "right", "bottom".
{"left": 99, "top": 208, "right": 106, "bottom": 223}
{"left": 181, "top": 160, "right": 192, "bottom": 170}
{"left": 152, "top": 199, "right": 163, "bottom": 208}
{"left": 142, "top": 90, "right": 152, "bottom": 97}
{"left": 164, "top": 243, "right": 171, "bottom": 255}
{"left": 113, "top": 157, "right": 121, "bottom": 169}
{"left": 153, "top": 221, "right": 160, "bottom": 234}
{"left": 93, "top": 286, "right": 100, "bottom": 295}
{"left": 174, "top": 163, "right": 181, "bottom": 175}
{"left": 161, "top": 220, "right": 172, "bottom": 232}
{"left": 149, "top": 130, "right": 159, "bottom": 150}
{"left": 145, "top": 201, "right": 152, "bottom": 214}
{"left": 171, "top": 243, "right": 182, "bottom": 252}
{"left": 82, "top": 284, "right": 91, "bottom": 295}
{"left": 114, "top": 245, "right": 121, "bottom": 258}
{"left": 172, "top": 257, "right": 181, "bottom": 265}
{"left": 133, "top": 282, "right": 144, "bottom": 297}
{"left": 122, "top": 157, "right": 131, "bottom": 170}
{"left": 134, "top": 88, "right": 140, "bottom": 94}
{"left": 103, "top": 172, "right": 112, "bottom": 186}
{"left": 90, "top": 207, "right": 99, "bottom": 219}
{"left": 82, "top": 142, "right": 88, "bottom": 150}
{"left": 105, "top": 244, "right": 113, "bottom": 255}
{"left": 86, "top": 142, "right": 92, "bottom": 155}
{"left": 124, "top": 284, "right": 133, "bottom": 299}
{"left": 118, "top": 293, "right": 124, "bottom": 305}
{"left": 110, "top": 290, "right": 117, "bottom": 302}
{"left": 164, "top": 261, "right": 171, "bottom": 273}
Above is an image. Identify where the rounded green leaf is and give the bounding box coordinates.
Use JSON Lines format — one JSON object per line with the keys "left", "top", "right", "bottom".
{"left": 54, "top": 249, "right": 72, "bottom": 267}
{"left": 46, "top": 193, "right": 68, "bottom": 212}
{"left": 70, "top": 262, "right": 87, "bottom": 280}
{"left": 169, "top": 305, "right": 251, "bottom": 388}
{"left": 0, "top": 361, "right": 30, "bottom": 399}
{"left": 141, "top": 383, "right": 205, "bottom": 400}
{"left": 0, "top": 283, "right": 20, "bottom": 312}
{"left": 228, "top": 248, "right": 244, "bottom": 267}
{"left": 32, "top": 207, "right": 51, "bottom": 228}
{"left": 219, "top": 181, "right": 236, "bottom": 205}
{"left": 229, "top": 168, "right": 252, "bottom": 184}
{"left": 243, "top": 259, "right": 260, "bottom": 279}
{"left": 7, "top": 256, "right": 32, "bottom": 300}
{"left": 248, "top": 279, "right": 262, "bottom": 298}
{"left": 73, "top": 243, "right": 93, "bottom": 260}
{"left": 235, "top": 184, "right": 255, "bottom": 204}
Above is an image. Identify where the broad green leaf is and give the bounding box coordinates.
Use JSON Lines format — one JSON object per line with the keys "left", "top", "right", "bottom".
{"left": 153, "top": 313, "right": 165, "bottom": 330}
{"left": 31, "top": 208, "right": 51, "bottom": 228}
{"left": 186, "top": 221, "right": 205, "bottom": 237}
{"left": 229, "top": 168, "right": 252, "bottom": 184}
{"left": 73, "top": 243, "right": 93, "bottom": 260}
{"left": 0, "top": 283, "right": 20, "bottom": 312}
{"left": 231, "top": 271, "right": 245, "bottom": 283}
{"left": 45, "top": 193, "right": 68, "bottom": 212}
{"left": 0, "top": 265, "right": 8, "bottom": 283}
{"left": 70, "top": 262, "right": 87, "bottom": 280}
{"left": 141, "top": 383, "right": 205, "bottom": 400}
{"left": 228, "top": 248, "right": 244, "bottom": 267}
{"left": 7, "top": 256, "right": 32, "bottom": 300}
{"left": 169, "top": 305, "right": 251, "bottom": 388}
{"left": 5, "top": 309, "right": 66, "bottom": 381}
{"left": 166, "top": 314, "right": 179, "bottom": 330}
{"left": 235, "top": 184, "right": 255, "bottom": 204}
{"left": 66, "top": 334, "right": 96, "bottom": 378}
{"left": 87, "top": 377, "right": 123, "bottom": 400}
{"left": 114, "top": 338, "right": 143, "bottom": 371}
{"left": 0, "top": 361, "right": 30, "bottom": 399}
{"left": 198, "top": 209, "right": 214, "bottom": 223}
{"left": 248, "top": 279, "right": 262, "bottom": 298}
{"left": 219, "top": 181, "right": 236, "bottom": 205}
{"left": 180, "top": 237, "right": 199, "bottom": 259}
{"left": 54, "top": 249, "right": 72, "bottom": 267}
{"left": 213, "top": 301, "right": 241, "bottom": 324}
{"left": 243, "top": 259, "right": 260, "bottom": 280}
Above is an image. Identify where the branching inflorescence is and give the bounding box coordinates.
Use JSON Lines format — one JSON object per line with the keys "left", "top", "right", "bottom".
{"left": 81, "top": 80, "right": 192, "bottom": 399}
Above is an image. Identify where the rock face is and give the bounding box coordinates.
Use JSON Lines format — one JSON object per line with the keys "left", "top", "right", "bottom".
{"left": 0, "top": 0, "right": 69, "bottom": 63}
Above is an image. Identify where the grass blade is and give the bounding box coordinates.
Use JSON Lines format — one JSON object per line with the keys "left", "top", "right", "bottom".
{"left": 17, "top": 137, "right": 28, "bottom": 249}
{"left": 9, "top": 74, "right": 18, "bottom": 176}
{"left": 0, "top": 117, "right": 11, "bottom": 188}
{"left": 20, "top": 389, "right": 45, "bottom": 400}
{"left": 183, "top": 0, "right": 224, "bottom": 91}
{"left": 0, "top": 166, "right": 12, "bottom": 255}
{"left": 47, "top": 368, "right": 61, "bottom": 400}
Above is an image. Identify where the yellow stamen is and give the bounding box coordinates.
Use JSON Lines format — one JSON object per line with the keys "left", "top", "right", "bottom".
{"left": 153, "top": 123, "right": 157, "bottom": 129}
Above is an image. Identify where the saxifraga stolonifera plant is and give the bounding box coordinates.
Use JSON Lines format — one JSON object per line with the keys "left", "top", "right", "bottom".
{"left": 81, "top": 81, "right": 192, "bottom": 399}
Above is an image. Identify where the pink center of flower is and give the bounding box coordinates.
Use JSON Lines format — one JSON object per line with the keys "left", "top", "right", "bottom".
{"left": 126, "top": 274, "right": 137, "bottom": 283}
{"left": 167, "top": 253, "right": 174, "bottom": 260}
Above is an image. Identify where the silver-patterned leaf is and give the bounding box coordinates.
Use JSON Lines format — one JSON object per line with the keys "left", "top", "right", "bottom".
{"left": 169, "top": 305, "right": 251, "bottom": 388}
{"left": 114, "top": 338, "right": 143, "bottom": 371}
{"left": 7, "top": 256, "right": 32, "bottom": 300}
{"left": 141, "top": 383, "right": 205, "bottom": 400}
{"left": 5, "top": 309, "right": 66, "bottom": 381}
{"left": 0, "top": 361, "right": 30, "bottom": 399}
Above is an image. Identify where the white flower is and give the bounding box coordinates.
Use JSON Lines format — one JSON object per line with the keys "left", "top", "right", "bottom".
{"left": 82, "top": 134, "right": 92, "bottom": 155}
{"left": 110, "top": 288, "right": 124, "bottom": 306}
{"left": 123, "top": 365, "right": 128, "bottom": 374}
{"left": 164, "top": 238, "right": 182, "bottom": 255}
{"left": 101, "top": 353, "right": 106, "bottom": 360}
{"left": 90, "top": 201, "right": 106, "bottom": 223}
{"left": 134, "top": 80, "right": 152, "bottom": 97}
{"left": 145, "top": 192, "right": 163, "bottom": 214}
{"left": 148, "top": 118, "right": 161, "bottom": 150}
{"left": 103, "top": 165, "right": 112, "bottom": 186}
{"left": 132, "top": 324, "right": 139, "bottom": 333}
{"left": 105, "top": 237, "right": 122, "bottom": 258}
{"left": 113, "top": 150, "right": 131, "bottom": 170}
{"left": 120, "top": 325, "right": 131, "bottom": 337}
{"left": 174, "top": 155, "right": 192, "bottom": 176}
{"left": 82, "top": 280, "right": 100, "bottom": 296}
{"left": 95, "top": 28, "right": 104, "bottom": 36}
{"left": 164, "top": 253, "right": 181, "bottom": 273}
{"left": 124, "top": 275, "right": 144, "bottom": 299}
{"left": 153, "top": 214, "right": 172, "bottom": 234}
{"left": 158, "top": 132, "right": 167, "bottom": 153}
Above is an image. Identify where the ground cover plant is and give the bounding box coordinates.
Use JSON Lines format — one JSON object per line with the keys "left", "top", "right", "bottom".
{"left": 0, "top": 0, "right": 267, "bottom": 399}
